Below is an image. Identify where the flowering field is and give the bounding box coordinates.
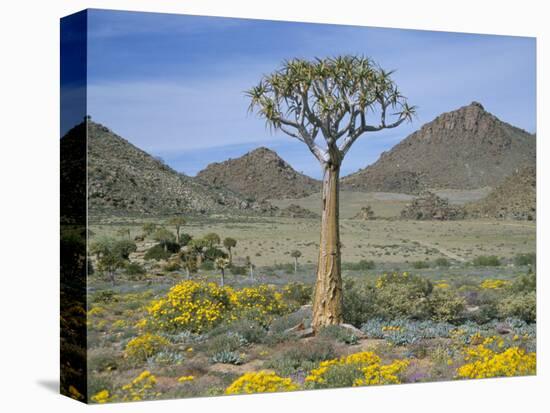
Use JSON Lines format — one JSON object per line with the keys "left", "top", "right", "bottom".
{"left": 85, "top": 270, "right": 536, "bottom": 403}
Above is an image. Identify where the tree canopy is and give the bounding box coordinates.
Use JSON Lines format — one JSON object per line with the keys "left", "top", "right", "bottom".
{"left": 246, "top": 55, "right": 415, "bottom": 165}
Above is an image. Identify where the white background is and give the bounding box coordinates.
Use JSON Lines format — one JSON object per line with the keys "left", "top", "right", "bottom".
{"left": 0, "top": 0, "right": 547, "bottom": 412}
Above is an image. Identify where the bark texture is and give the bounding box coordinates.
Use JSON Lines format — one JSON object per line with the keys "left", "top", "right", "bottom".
{"left": 312, "top": 164, "right": 343, "bottom": 332}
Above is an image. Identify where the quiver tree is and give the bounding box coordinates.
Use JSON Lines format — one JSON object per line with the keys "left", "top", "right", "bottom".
{"left": 223, "top": 237, "right": 237, "bottom": 264}
{"left": 168, "top": 216, "right": 186, "bottom": 244}
{"left": 290, "top": 249, "right": 302, "bottom": 274}
{"left": 247, "top": 56, "right": 414, "bottom": 332}
{"left": 214, "top": 257, "right": 230, "bottom": 287}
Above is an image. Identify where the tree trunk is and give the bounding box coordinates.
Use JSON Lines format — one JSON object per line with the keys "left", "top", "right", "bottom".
{"left": 249, "top": 265, "right": 254, "bottom": 281}
{"left": 312, "top": 164, "right": 343, "bottom": 332}
{"left": 186, "top": 267, "right": 190, "bottom": 280}
{"left": 220, "top": 268, "right": 225, "bottom": 287}
{"left": 176, "top": 228, "right": 180, "bottom": 244}
{"left": 294, "top": 257, "right": 298, "bottom": 273}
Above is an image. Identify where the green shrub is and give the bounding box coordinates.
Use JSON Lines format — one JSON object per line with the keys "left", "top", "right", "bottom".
{"left": 144, "top": 244, "right": 171, "bottom": 261}
{"left": 472, "top": 255, "right": 501, "bottom": 267}
{"left": 264, "top": 340, "right": 336, "bottom": 376}
{"left": 125, "top": 262, "right": 146, "bottom": 278}
{"left": 282, "top": 282, "right": 313, "bottom": 306}
{"left": 342, "top": 260, "right": 376, "bottom": 271}
{"left": 412, "top": 260, "right": 430, "bottom": 269}
{"left": 210, "top": 319, "right": 267, "bottom": 345}
{"left": 318, "top": 325, "right": 359, "bottom": 345}
{"left": 343, "top": 279, "right": 377, "bottom": 327}
{"left": 204, "top": 247, "right": 227, "bottom": 262}
{"left": 178, "top": 233, "right": 192, "bottom": 247}
{"left": 373, "top": 273, "right": 433, "bottom": 320}
{"left": 435, "top": 257, "right": 450, "bottom": 268}
{"left": 497, "top": 291, "right": 536, "bottom": 323}
{"left": 160, "top": 240, "right": 181, "bottom": 254}
{"left": 112, "top": 240, "right": 137, "bottom": 260}
{"left": 200, "top": 260, "right": 214, "bottom": 271}
{"left": 427, "top": 288, "right": 465, "bottom": 323}
{"left": 89, "top": 349, "right": 119, "bottom": 373}
{"left": 509, "top": 273, "right": 536, "bottom": 293}
{"left": 204, "top": 332, "right": 247, "bottom": 356}
{"left": 91, "top": 290, "right": 117, "bottom": 304}
{"left": 514, "top": 253, "right": 536, "bottom": 267}
{"left": 229, "top": 265, "right": 247, "bottom": 276}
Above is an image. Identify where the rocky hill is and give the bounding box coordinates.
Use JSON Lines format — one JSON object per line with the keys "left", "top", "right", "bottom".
{"left": 197, "top": 147, "right": 321, "bottom": 201}
{"left": 80, "top": 121, "right": 271, "bottom": 216}
{"left": 342, "top": 102, "right": 535, "bottom": 193}
{"left": 467, "top": 166, "right": 536, "bottom": 220}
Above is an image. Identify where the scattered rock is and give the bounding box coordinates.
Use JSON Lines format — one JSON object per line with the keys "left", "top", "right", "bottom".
{"left": 353, "top": 205, "right": 376, "bottom": 220}
{"left": 400, "top": 191, "right": 466, "bottom": 220}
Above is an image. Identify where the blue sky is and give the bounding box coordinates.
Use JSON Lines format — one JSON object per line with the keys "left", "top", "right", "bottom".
{"left": 83, "top": 9, "right": 536, "bottom": 178}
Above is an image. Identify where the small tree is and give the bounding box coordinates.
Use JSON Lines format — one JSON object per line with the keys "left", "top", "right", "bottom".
{"left": 223, "top": 237, "right": 237, "bottom": 263}
{"left": 187, "top": 238, "right": 209, "bottom": 268}
{"left": 98, "top": 252, "right": 124, "bottom": 286}
{"left": 245, "top": 256, "right": 255, "bottom": 281}
{"left": 89, "top": 237, "right": 114, "bottom": 260}
{"left": 113, "top": 240, "right": 137, "bottom": 260}
{"left": 179, "top": 248, "right": 198, "bottom": 280}
{"left": 214, "top": 257, "right": 230, "bottom": 287}
{"left": 247, "top": 56, "right": 414, "bottom": 332}
{"left": 153, "top": 227, "right": 176, "bottom": 252}
{"left": 116, "top": 227, "right": 131, "bottom": 240}
{"left": 203, "top": 232, "right": 221, "bottom": 248}
{"left": 141, "top": 222, "right": 157, "bottom": 237}
{"left": 290, "top": 250, "right": 302, "bottom": 274}
{"left": 168, "top": 216, "right": 186, "bottom": 244}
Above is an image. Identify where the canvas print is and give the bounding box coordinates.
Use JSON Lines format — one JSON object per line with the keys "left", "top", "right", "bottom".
{"left": 60, "top": 9, "right": 536, "bottom": 404}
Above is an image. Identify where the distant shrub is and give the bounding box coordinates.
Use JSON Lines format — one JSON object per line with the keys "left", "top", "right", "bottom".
{"left": 473, "top": 255, "right": 501, "bottom": 267}
{"left": 497, "top": 291, "right": 536, "bottom": 323}
{"left": 435, "top": 257, "right": 450, "bottom": 268}
{"left": 178, "top": 233, "right": 192, "bottom": 247}
{"left": 282, "top": 282, "right": 313, "bottom": 306}
{"left": 125, "top": 262, "right": 146, "bottom": 278}
{"left": 265, "top": 340, "right": 336, "bottom": 376}
{"left": 144, "top": 245, "right": 171, "bottom": 261}
{"left": 509, "top": 273, "right": 536, "bottom": 294}
{"left": 113, "top": 240, "right": 137, "bottom": 260}
{"left": 160, "top": 240, "right": 181, "bottom": 254}
{"left": 229, "top": 265, "right": 247, "bottom": 276}
{"left": 163, "top": 261, "right": 181, "bottom": 272}
{"left": 342, "top": 260, "right": 376, "bottom": 271}
{"left": 514, "top": 253, "right": 536, "bottom": 267}
{"left": 209, "top": 319, "right": 267, "bottom": 345}
{"left": 412, "top": 260, "right": 430, "bottom": 269}
{"left": 91, "top": 290, "right": 117, "bottom": 304}
{"left": 199, "top": 260, "right": 214, "bottom": 270}
{"left": 204, "top": 247, "right": 227, "bottom": 262}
